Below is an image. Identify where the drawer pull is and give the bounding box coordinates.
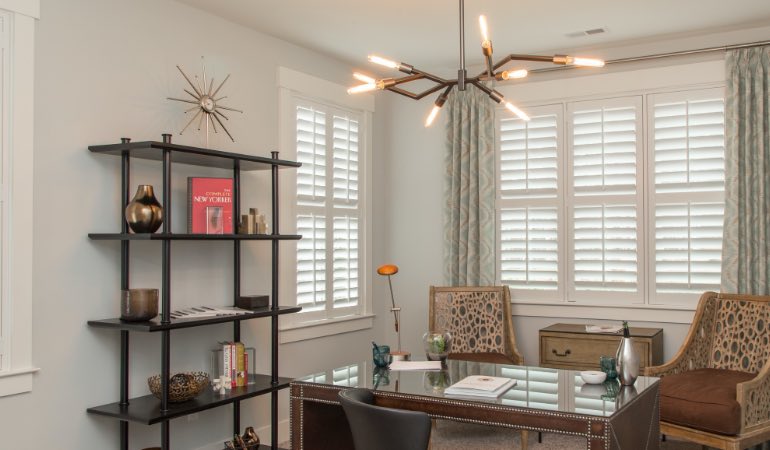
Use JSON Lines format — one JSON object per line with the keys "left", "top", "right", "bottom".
{"left": 552, "top": 349, "right": 571, "bottom": 357}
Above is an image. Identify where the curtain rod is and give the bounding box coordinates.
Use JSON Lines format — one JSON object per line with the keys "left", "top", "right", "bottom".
{"left": 530, "top": 39, "right": 770, "bottom": 74}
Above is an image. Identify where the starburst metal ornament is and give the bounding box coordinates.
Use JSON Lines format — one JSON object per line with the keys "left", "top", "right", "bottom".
{"left": 168, "top": 59, "right": 243, "bottom": 146}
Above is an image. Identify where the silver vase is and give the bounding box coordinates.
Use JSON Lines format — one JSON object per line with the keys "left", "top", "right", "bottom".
{"left": 615, "top": 337, "right": 640, "bottom": 386}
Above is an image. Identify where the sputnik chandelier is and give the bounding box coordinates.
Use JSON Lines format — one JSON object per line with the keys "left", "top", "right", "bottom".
{"left": 348, "top": 0, "right": 605, "bottom": 127}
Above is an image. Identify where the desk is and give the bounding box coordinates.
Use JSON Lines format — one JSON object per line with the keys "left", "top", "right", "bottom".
{"left": 290, "top": 359, "right": 659, "bottom": 450}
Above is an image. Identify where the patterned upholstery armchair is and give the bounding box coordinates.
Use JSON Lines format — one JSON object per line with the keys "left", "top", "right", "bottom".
{"left": 429, "top": 286, "right": 524, "bottom": 366}
{"left": 429, "top": 285, "right": 528, "bottom": 448}
{"left": 645, "top": 292, "right": 770, "bottom": 450}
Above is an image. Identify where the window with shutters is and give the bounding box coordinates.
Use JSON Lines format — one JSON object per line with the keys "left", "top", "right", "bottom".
{"left": 277, "top": 67, "right": 373, "bottom": 338}
{"left": 648, "top": 88, "right": 725, "bottom": 305}
{"left": 497, "top": 87, "right": 724, "bottom": 309}
{"left": 294, "top": 99, "right": 363, "bottom": 321}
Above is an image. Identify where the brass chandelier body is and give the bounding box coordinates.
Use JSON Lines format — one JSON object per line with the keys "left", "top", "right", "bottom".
{"left": 348, "top": 0, "right": 605, "bottom": 126}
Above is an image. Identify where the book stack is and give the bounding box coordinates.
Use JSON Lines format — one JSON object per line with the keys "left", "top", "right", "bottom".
{"left": 222, "top": 341, "right": 248, "bottom": 388}
{"left": 444, "top": 375, "right": 516, "bottom": 398}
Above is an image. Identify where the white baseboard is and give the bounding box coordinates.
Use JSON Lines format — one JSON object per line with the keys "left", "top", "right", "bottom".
{"left": 193, "top": 418, "right": 290, "bottom": 450}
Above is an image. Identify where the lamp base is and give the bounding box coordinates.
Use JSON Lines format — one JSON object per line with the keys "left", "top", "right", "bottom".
{"left": 390, "top": 350, "right": 411, "bottom": 362}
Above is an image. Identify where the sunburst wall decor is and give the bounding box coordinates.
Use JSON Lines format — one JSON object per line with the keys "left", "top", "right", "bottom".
{"left": 168, "top": 59, "right": 243, "bottom": 146}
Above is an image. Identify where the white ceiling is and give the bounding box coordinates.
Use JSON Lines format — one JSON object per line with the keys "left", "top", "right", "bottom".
{"left": 176, "top": 0, "right": 770, "bottom": 72}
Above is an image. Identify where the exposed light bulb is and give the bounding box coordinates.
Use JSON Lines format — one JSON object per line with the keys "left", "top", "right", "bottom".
{"left": 570, "top": 56, "right": 605, "bottom": 67}
{"left": 368, "top": 55, "right": 399, "bottom": 69}
{"left": 347, "top": 83, "right": 377, "bottom": 94}
{"left": 504, "top": 102, "right": 530, "bottom": 121}
{"left": 425, "top": 105, "right": 441, "bottom": 127}
{"left": 353, "top": 72, "right": 376, "bottom": 84}
{"left": 501, "top": 69, "right": 528, "bottom": 80}
{"left": 479, "top": 15, "right": 489, "bottom": 42}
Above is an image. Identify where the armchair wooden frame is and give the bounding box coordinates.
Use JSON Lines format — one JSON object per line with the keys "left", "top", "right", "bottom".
{"left": 645, "top": 291, "right": 770, "bottom": 450}
{"left": 429, "top": 286, "right": 524, "bottom": 365}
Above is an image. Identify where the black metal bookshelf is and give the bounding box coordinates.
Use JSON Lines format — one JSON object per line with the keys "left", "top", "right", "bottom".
{"left": 87, "top": 136, "right": 299, "bottom": 450}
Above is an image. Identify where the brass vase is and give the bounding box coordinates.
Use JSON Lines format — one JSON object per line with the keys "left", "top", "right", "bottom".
{"left": 125, "top": 185, "right": 163, "bottom": 233}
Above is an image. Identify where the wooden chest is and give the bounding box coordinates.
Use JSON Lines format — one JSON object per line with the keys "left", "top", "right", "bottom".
{"left": 539, "top": 323, "right": 663, "bottom": 371}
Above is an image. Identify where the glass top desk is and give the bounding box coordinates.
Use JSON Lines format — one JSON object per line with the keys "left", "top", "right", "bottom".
{"left": 289, "top": 359, "right": 660, "bottom": 450}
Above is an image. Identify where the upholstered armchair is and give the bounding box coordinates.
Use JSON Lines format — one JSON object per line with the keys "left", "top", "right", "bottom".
{"left": 645, "top": 291, "right": 770, "bottom": 450}
{"left": 429, "top": 286, "right": 524, "bottom": 365}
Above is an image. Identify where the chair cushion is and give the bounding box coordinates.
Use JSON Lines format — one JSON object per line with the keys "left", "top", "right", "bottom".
{"left": 660, "top": 368, "right": 755, "bottom": 435}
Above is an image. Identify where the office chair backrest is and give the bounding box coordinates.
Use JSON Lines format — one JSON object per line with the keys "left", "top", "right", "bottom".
{"left": 338, "top": 388, "right": 432, "bottom": 450}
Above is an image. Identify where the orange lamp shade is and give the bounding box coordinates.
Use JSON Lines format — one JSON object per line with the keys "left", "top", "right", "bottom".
{"left": 377, "top": 264, "right": 399, "bottom": 276}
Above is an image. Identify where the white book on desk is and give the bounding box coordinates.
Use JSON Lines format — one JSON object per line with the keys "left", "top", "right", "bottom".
{"left": 444, "top": 375, "right": 516, "bottom": 398}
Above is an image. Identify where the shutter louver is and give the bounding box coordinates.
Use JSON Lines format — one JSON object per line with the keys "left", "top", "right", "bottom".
{"left": 296, "top": 106, "right": 326, "bottom": 205}
{"left": 655, "top": 203, "right": 723, "bottom": 292}
{"left": 654, "top": 98, "right": 725, "bottom": 192}
{"left": 333, "top": 115, "right": 359, "bottom": 206}
{"left": 333, "top": 364, "right": 359, "bottom": 386}
{"left": 574, "top": 205, "right": 638, "bottom": 291}
{"left": 573, "top": 106, "right": 637, "bottom": 194}
{"left": 574, "top": 375, "right": 616, "bottom": 416}
{"left": 500, "top": 207, "right": 558, "bottom": 290}
{"left": 333, "top": 216, "right": 358, "bottom": 308}
{"left": 500, "top": 114, "right": 558, "bottom": 198}
{"left": 296, "top": 214, "right": 326, "bottom": 310}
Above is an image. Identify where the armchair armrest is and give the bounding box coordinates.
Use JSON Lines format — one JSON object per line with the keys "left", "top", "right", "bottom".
{"left": 736, "top": 359, "right": 770, "bottom": 432}
{"left": 644, "top": 292, "right": 719, "bottom": 377}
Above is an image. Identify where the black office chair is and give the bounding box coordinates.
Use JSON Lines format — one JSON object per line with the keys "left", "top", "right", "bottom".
{"left": 338, "top": 388, "right": 432, "bottom": 450}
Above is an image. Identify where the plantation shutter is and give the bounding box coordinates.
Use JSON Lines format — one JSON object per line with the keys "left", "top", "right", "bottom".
{"left": 295, "top": 99, "right": 363, "bottom": 318}
{"left": 650, "top": 90, "right": 725, "bottom": 299}
{"left": 568, "top": 97, "right": 643, "bottom": 301}
{"left": 500, "top": 366, "right": 559, "bottom": 410}
{"left": 498, "top": 105, "right": 563, "bottom": 298}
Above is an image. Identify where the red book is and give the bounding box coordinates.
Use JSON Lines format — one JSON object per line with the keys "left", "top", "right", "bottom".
{"left": 187, "top": 177, "right": 233, "bottom": 234}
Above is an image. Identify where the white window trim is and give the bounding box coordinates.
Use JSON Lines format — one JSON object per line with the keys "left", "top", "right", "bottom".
{"left": 495, "top": 80, "right": 725, "bottom": 319}
{"left": 0, "top": 2, "right": 39, "bottom": 397}
{"left": 277, "top": 67, "right": 374, "bottom": 340}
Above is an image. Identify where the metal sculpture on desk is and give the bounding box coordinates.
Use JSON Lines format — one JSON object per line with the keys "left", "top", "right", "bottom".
{"left": 377, "top": 264, "right": 410, "bottom": 361}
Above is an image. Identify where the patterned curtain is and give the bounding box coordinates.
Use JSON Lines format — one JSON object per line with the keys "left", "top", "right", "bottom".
{"left": 721, "top": 46, "right": 770, "bottom": 295}
{"left": 443, "top": 88, "right": 495, "bottom": 286}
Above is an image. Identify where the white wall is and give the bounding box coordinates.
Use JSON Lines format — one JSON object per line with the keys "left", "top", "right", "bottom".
{"left": 0, "top": 0, "right": 378, "bottom": 449}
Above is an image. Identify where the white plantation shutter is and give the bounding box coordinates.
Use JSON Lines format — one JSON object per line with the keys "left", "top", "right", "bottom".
{"left": 333, "top": 116, "right": 359, "bottom": 204}
{"left": 573, "top": 205, "right": 638, "bottom": 291}
{"left": 655, "top": 203, "right": 723, "bottom": 292}
{"left": 572, "top": 105, "right": 637, "bottom": 194}
{"left": 296, "top": 106, "right": 326, "bottom": 204}
{"left": 296, "top": 214, "right": 326, "bottom": 311}
{"left": 294, "top": 97, "right": 363, "bottom": 319}
{"left": 650, "top": 89, "right": 725, "bottom": 302}
{"left": 498, "top": 105, "right": 563, "bottom": 300}
{"left": 332, "top": 364, "right": 359, "bottom": 386}
{"left": 500, "top": 208, "right": 558, "bottom": 290}
{"left": 500, "top": 113, "right": 559, "bottom": 197}
{"left": 568, "top": 97, "right": 643, "bottom": 302}
{"left": 333, "top": 216, "right": 358, "bottom": 308}
{"left": 573, "top": 375, "right": 616, "bottom": 416}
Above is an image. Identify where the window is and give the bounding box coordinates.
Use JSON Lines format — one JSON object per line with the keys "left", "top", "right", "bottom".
{"left": 277, "top": 67, "right": 373, "bottom": 339}
{"left": 295, "top": 101, "right": 362, "bottom": 320}
{"left": 497, "top": 87, "right": 725, "bottom": 309}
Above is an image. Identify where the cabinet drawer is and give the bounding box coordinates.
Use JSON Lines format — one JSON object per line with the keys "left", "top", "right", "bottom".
{"left": 540, "top": 335, "right": 651, "bottom": 369}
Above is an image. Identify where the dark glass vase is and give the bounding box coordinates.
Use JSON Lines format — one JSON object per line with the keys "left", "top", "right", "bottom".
{"left": 125, "top": 185, "right": 163, "bottom": 233}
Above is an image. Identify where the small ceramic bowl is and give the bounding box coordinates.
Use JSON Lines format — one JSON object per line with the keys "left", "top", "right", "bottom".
{"left": 580, "top": 370, "right": 607, "bottom": 384}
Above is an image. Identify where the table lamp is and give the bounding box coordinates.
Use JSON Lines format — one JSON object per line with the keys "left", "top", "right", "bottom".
{"left": 377, "top": 264, "right": 410, "bottom": 361}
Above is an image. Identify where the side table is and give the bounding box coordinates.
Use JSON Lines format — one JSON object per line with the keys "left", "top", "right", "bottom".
{"left": 539, "top": 323, "right": 663, "bottom": 371}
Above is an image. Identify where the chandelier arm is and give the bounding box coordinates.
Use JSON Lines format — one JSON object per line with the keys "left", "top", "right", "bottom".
{"left": 386, "top": 81, "right": 455, "bottom": 100}
{"left": 469, "top": 81, "right": 502, "bottom": 103}
{"left": 410, "top": 68, "right": 451, "bottom": 85}
{"left": 389, "top": 73, "right": 426, "bottom": 87}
